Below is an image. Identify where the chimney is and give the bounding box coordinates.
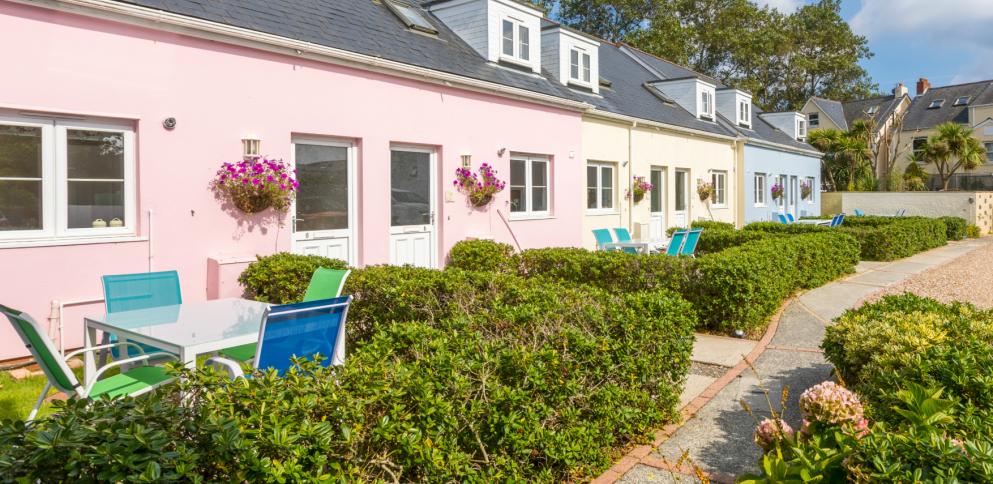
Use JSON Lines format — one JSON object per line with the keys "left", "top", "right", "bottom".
{"left": 893, "top": 82, "right": 908, "bottom": 98}
{"left": 916, "top": 78, "right": 931, "bottom": 96}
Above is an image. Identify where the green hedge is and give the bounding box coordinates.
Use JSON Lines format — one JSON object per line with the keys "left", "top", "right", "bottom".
{"left": 447, "top": 239, "right": 517, "bottom": 273}
{"left": 239, "top": 253, "right": 348, "bottom": 303}
{"left": 938, "top": 216, "right": 968, "bottom": 240}
{"left": 515, "top": 248, "right": 693, "bottom": 294}
{"left": 695, "top": 229, "right": 768, "bottom": 255}
{"left": 0, "top": 269, "right": 696, "bottom": 482}
{"left": 743, "top": 221, "right": 830, "bottom": 234}
{"left": 839, "top": 217, "right": 946, "bottom": 261}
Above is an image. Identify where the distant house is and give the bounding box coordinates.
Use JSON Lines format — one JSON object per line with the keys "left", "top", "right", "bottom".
{"left": 897, "top": 78, "right": 993, "bottom": 190}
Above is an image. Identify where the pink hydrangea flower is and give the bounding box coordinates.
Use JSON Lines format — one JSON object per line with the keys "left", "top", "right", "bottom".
{"left": 754, "top": 418, "right": 794, "bottom": 451}
{"left": 799, "top": 381, "right": 865, "bottom": 427}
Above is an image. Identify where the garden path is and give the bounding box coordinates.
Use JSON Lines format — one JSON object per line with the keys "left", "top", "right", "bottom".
{"left": 598, "top": 237, "right": 992, "bottom": 483}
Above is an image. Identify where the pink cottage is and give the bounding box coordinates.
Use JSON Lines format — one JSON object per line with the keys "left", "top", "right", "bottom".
{"left": 0, "top": 0, "right": 587, "bottom": 360}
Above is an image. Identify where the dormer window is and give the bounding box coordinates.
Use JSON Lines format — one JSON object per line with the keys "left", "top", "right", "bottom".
{"left": 569, "top": 47, "right": 591, "bottom": 85}
{"left": 797, "top": 119, "right": 807, "bottom": 141}
{"left": 866, "top": 105, "right": 879, "bottom": 115}
{"left": 738, "top": 100, "right": 751, "bottom": 127}
{"left": 385, "top": 0, "right": 438, "bottom": 34}
{"left": 501, "top": 17, "right": 530, "bottom": 64}
{"left": 700, "top": 90, "right": 714, "bottom": 119}
{"left": 928, "top": 99, "right": 945, "bottom": 109}
{"left": 955, "top": 96, "right": 970, "bottom": 106}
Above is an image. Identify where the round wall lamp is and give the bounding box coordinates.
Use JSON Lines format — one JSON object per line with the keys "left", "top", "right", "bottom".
{"left": 162, "top": 117, "right": 177, "bottom": 130}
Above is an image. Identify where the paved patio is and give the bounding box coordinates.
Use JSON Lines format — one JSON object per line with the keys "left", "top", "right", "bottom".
{"left": 603, "top": 237, "right": 992, "bottom": 483}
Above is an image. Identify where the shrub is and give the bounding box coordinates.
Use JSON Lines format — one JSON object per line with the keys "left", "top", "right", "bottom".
{"left": 839, "top": 217, "right": 947, "bottom": 261}
{"left": 0, "top": 270, "right": 697, "bottom": 482}
{"left": 689, "top": 220, "right": 735, "bottom": 231}
{"left": 743, "top": 221, "right": 830, "bottom": 235}
{"left": 695, "top": 229, "right": 768, "bottom": 254}
{"left": 447, "top": 239, "right": 516, "bottom": 273}
{"left": 937, "top": 216, "right": 968, "bottom": 240}
{"left": 239, "top": 252, "right": 348, "bottom": 303}
{"left": 516, "top": 248, "right": 693, "bottom": 294}
{"left": 967, "top": 224, "right": 982, "bottom": 238}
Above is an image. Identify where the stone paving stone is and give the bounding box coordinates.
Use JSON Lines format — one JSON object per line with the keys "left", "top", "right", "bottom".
{"left": 691, "top": 334, "right": 757, "bottom": 367}
{"left": 616, "top": 464, "right": 688, "bottom": 483}
{"left": 845, "top": 268, "right": 916, "bottom": 287}
{"left": 854, "top": 261, "right": 889, "bottom": 273}
{"left": 876, "top": 260, "right": 933, "bottom": 275}
{"left": 680, "top": 374, "right": 718, "bottom": 409}
{"left": 770, "top": 303, "right": 824, "bottom": 349}
{"left": 799, "top": 281, "right": 879, "bottom": 322}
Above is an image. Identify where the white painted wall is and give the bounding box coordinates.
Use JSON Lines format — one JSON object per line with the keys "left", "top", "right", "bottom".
{"left": 649, "top": 78, "right": 716, "bottom": 120}
{"left": 541, "top": 28, "right": 599, "bottom": 92}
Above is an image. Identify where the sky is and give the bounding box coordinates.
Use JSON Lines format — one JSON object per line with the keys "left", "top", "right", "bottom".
{"left": 756, "top": 0, "right": 993, "bottom": 93}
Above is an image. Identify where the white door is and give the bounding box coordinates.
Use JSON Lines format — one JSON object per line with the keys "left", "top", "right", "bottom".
{"left": 292, "top": 140, "right": 355, "bottom": 264}
{"left": 649, "top": 167, "right": 666, "bottom": 239}
{"left": 789, "top": 175, "right": 798, "bottom": 218}
{"left": 673, "top": 169, "right": 689, "bottom": 228}
{"left": 389, "top": 147, "right": 436, "bottom": 268}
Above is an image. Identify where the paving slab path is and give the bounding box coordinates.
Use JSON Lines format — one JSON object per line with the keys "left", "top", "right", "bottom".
{"left": 601, "top": 238, "right": 992, "bottom": 484}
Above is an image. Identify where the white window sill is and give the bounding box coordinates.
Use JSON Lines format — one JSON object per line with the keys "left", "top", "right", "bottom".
{"left": 568, "top": 79, "right": 593, "bottom": 89}
{"left": 586, "top": 210, "right": 619, "bottom": 216}
{"left": 710, "top": 205, "right": 728, "bottom": 209}
{"left": 498, "top": 55, "right": 532, "bottom": 69}
{"left": 0, "top": 234, "right": 146, "bottom": 249}
{"left": 754, "top": 203, "right": 767, "bottom": 208}
{"left": 508, "top": 213, "right": 555, "bottom": 221}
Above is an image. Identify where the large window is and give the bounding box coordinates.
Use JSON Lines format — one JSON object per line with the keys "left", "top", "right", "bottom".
{"left": 805, "top": 176, "right": 816, "bottom": 202}
{"left": 985, "top": 142, "right": 993, "bottom": 163}
{"left": 0, "top": 115, "right": 134, "bottom": 242}
{"left": 797, "top": 119, "right": 807, "bottom": 141}
{"left": 586, "top": 162, "right": 614, "bottom": 212}
{"left": 711, "top": 171, "right": 727, "bottom": 207}
{"left": 510, "top": 155, "right": 548, "bottom": 216}
{"left": 700, "top": 90, "right": 714, "bottom": 119}
{"left": 754, "top": 173, "right": 766, "bottom": 207}
{"left": 739, "top": 100, "right": 751, "bottom": 126}
{"left": 808, "top": 112, "right": 819, "bottom": 128}
{"left": 569, "top": 47, "right": 591, "bottom": 85}
{"left": 913, "top": 137, "right": 928, "bottom": 161}
{"left": 501, "top": 17, "right": 530, "bottom": 64}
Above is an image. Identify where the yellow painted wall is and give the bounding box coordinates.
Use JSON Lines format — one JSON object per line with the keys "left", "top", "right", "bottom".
{"left": 581, "top": 114, "right": 737, "bottom": 249}
{"left": 801, "top": 99, "right": 842, "bottom": 132}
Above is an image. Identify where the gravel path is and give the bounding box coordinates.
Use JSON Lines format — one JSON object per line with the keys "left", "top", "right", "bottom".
{"left": 861, "top": 239, "right": 993, "bottom": 308}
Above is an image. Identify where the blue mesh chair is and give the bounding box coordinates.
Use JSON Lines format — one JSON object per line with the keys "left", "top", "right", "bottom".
{"left": 680, "top": 229, "right": 704, "bottom": 257}
{"left": 777, "top": 213, "right": 790, "bottom": 224}
{"left": 786, "top": 213, "right": 796, "bottom": 223}
{"left": 592, "top": 229, "right": 615, "bottom": 250}
{"left": 665, "top": 230, "right": 687, "bottom": 256}
{"left": 831, "top": 213, "right": 846, "bottom": 227}
{"left": 611, "top": 228, "right": 639, "bottom": 254}
{"left": 101, "top": 270, "right": 182, "bottom": 359}
{"left": 854, "top": 209, "right": 865, "bottom": 216}
{"left": 209, "top": 296, "right": 352, "bottom": 377}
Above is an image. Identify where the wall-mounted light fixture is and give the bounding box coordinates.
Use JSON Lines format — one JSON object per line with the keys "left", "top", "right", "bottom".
{"left": 497, "top": 148, "right": 506, "bottom": 157}
{"left": 242, "top": 137, "right": 261, "bottom": 160}
{"left": 460, "top": 153, "right": 472, "bottom": 167}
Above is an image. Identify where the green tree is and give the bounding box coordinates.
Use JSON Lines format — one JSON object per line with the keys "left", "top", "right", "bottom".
{"left": 913, "top": 122, "right": 986, "bottom": 190}
{"left": 808, "top": 122, "right": 875, "bottom": 192}
{"left": 553, "top": 0, "right": 659, "bottom": 42}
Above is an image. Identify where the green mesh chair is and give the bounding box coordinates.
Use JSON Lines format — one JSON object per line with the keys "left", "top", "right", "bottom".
{"left": 219, "top": 268, "right": 351, "bottom": 362}
{"left": 1, "top": 304, "right": 177, "bottom": 421}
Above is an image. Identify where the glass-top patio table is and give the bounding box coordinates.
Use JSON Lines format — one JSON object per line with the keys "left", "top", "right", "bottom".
{"left": 83, "top": 298, "right": 269, "bottom": 378}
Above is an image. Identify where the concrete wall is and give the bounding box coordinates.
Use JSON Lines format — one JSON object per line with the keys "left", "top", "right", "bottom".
{"left": 822, "top": 191, "right": 993, "bottom": 233}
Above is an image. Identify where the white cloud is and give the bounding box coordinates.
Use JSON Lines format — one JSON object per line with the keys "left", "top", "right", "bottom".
{"left": 753, "top": 0, "right": 806, "bottom": 12}
{"left": 851, "top": 0, "right": 993, "bottom": 84}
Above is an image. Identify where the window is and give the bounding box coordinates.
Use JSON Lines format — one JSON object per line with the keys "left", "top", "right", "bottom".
{"left": 986, "top": 142, "right": 993, "bottom": 163}
{"left": 569, "top": 47, "right": 591, "bottom": 85}
{"left": 753, "top": 173, "right": 766, "bottom": 206}
{"left": 586, "top": 162, "right": 614, "bottom": 212}
{"left": 711, "top": 171, "right": 727, "bottom": 207}
{"left": 650, "top": 168, "right": 663, "bottom": 213}
{"left": 510, "top": 155, "right": 548, "bottom": 215}
{"left": 501, "top": 18, "right": 530, "bottom": 64}
{"left": 866, "top": 105, "right": 879, "bottom": 115}
{"left": 807, "top": 112, "right": 820, "bottom": 128}
{"left": 955, "top": 96, "right": 971, "bottom": 106}
{"left": 739, "top": 100, "right": 751, "bottom": 126}
{"left": 797, "top": 119, "right": 807, "bottom": 141}
{"left": 913, "top": 137, "right": 928, "bottom": 161}
{"left": 700, "top": 90, "right": 714, "bottom": 119}
{"left": 777, "top": 175, "right": 787, "bottom": 208}
{"left": 928, "top": 99, "right": 945, "bottom": 109}
{"left": 0, "top": 115, "right": 135, "bottom": 242}
{"left": 805, "top": 176, "right": 816, "bottom": 202}
{"left": 384, "top": 0, "right": 437, "bottom": 34}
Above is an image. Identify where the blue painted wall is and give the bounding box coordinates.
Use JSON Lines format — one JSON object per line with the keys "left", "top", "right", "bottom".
{"left": 742, "top": 144, "right": 822, "bottom": 224}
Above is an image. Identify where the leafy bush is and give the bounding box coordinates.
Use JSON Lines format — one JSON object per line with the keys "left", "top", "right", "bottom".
{"left": 689, "top": 220, "right": 735, "bottom": 231}
{"left": 938, "top": 216, "right": 968, "bottom": 240}
{"left": 239, "top": 252, "right": 348, "bottom": 303}
{"left": 968, "top": 224, "right": 982, "bottom": 238}
{"left": 839, "top": 216, "right": 947, "bottom": 261}
{"left": 743, "top": 221, "right": 830, "bottom": 235}
{"left": 516, "top": 248, "right": 693, "bottom": 294}
{"left": 695, "top": 229, "right": 768, "bottom": 254}
{"left": 0, "top": 270, "right": 697, "bottom": 482}
{"left": 447, "top": 239, "right": 516, "bottom": 273}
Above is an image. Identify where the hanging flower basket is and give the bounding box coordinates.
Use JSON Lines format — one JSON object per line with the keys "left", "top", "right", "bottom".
{"left": 454, "top": 163, "right": 506, "bottom": 208}
{"left": 631, "top": 176, "right": 653, "bottom": 204}
{"left": 771, "top": 182, "right": 785, "bottom": 201}
{"left": 212, "top": 158, "right": 297, "bottom": 213}
{"left": 800, "top": 181, "right": 812, "bottom": 200}
{"left": 697, "top": 182, "right": 714, "bottom": 202}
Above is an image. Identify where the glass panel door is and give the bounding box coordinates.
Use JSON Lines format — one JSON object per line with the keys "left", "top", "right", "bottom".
{"left": 390, "top": 148, "right": 435, "bottom": 268}
{"left": 649, "top": 167, "right": 665, "bottom": 240}
{"left": 292, "top": 141, "right": 353, "bottom": 264}
{"left": 674, "top": 169, "right": 688, "bottom": 228}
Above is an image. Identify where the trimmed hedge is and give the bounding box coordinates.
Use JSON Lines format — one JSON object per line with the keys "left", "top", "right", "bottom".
{"left": 695, "top": 229, "right": 768, "bottom": 254}
{"left": 938, "top": 216, "right": 968, "bottom": 240}
{"left": 1, "top": 269, "right": 696, "bottom": 482}
{"left": 515, "top": 248, "right": 693, "bottom": 293}
{"left": 839, "top": 216, "right": 946, "bottom": 261}
{"left": 239, "top": 252, "right": 348, "bottom": 303}
{"left": 447, "top": 239, "right": 517, "bottom": 273}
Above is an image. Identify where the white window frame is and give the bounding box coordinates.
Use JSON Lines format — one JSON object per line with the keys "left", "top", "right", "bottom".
{"left": 711, "top": 170, "right": 727, "bottom": 208}
{"left": 754, "top": 172, "right": 766, "bottom": 207}
{"left": 805, "top": 176, "right": 816, "bottom": 203}
{"left": 586, "top": 162, "right": 615, "bottom": 214}
{"left": 808, "top": 112, "right": 819, "bottom": 128}
{"left": 738, "top": 100, "right": 751, "bottom": 126}
{"left": 0, "top": 114, "right": 136, "bottom": 244}
{"left": 797, "top": 118, "right": 807, "bottom": 140}
{"left": 699, "top": 90, "right": 714, "bottom": 120}
{"left": 509, "top": 154, "right": 550, "bottom": 218}
{"left": 500, "top": 16, "right": 530, "bottom": 66}
{"left": 569, "top": 46, "right": 592, "bottom": 86}
{"left": 777, "top": 174, "right": 787, "bottom": 209}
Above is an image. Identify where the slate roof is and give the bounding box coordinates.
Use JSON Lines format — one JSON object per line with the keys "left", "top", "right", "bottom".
{"left": 841, "top": 94, "right": 905, "bottom": 129}
{"left": 110, "top": 0, "right": 580, "bottom": 102}
{"left": 575, "top": 43, "right": 735, "bottom": 137}
{"left": 809, "top": 97, "right": 848, "bottom": 130}
{"left": 904, "top": 80, "right": 993, "bottom": 131}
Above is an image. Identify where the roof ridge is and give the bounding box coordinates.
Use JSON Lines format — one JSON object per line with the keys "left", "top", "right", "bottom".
{"left": 618, "top": 42, "right": 720, "bottom": 84}
{"left": 925, "top": 79, "right": 993, "bottom": 91}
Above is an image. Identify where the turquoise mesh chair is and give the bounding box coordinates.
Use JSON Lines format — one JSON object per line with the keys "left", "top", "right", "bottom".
{"left": 1, "top": 304, "right": 176, "bottom": 420}
{"left": 854, "top": 209, "right": 865, "bottom": 216}
{"left": 680, "top": 229, "right": 704, "bottom": 257}
{"left": 592, "top": 229, "right": 615, "bottom": 250}
{"left": 220, "top": 268, "right": 351, "bottom": 362}
{"left": 209, "top": 296, "right": 352, "bottom": 377}
{"left": 611, "top": 228, "right": 639, "bottom": 254}
{"left": 777, "top": 213, "right": 790, "bottom": 224}
{"left": 786, "top": 213, "right": 796, "bottom": 223}
{"left": 665, "top": 230, "right": 687, "bottom": 256}
{"left": 101, "top": 271, "right": 182, "bottom": 359}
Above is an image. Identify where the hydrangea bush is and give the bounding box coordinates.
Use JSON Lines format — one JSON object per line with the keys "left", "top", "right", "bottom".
{"left": 454, "top": 163, "right": 505, "bottom": 207}
{"left": 212, "top": 158, "right": 298, "bottom": 213}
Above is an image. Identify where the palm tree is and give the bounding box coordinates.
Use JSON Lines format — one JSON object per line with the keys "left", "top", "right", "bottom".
{"left": 808, "top": 127, "right": 875, "bottom": 191}
{"left": 915, "top": 122, "right": 985, "bottom": 190}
